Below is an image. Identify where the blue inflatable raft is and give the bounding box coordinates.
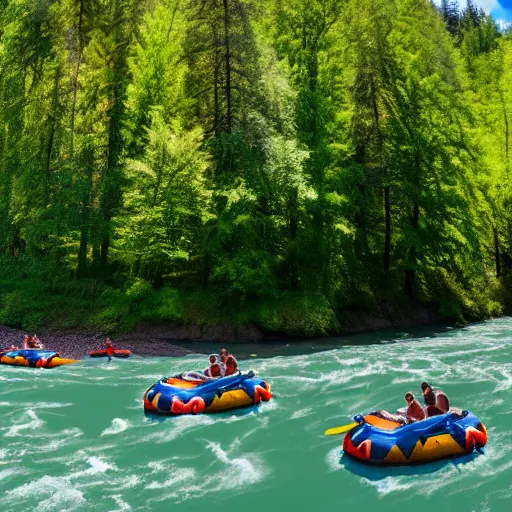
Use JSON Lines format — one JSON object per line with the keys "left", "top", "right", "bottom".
{"left": 144, "top": 371, "right": 273, "bottom": 415}
{"left": 0, "top": 349, "right": 78, "bottom": 369}
{"left": 343, "top": 410, "right": 487, "bottom": 464}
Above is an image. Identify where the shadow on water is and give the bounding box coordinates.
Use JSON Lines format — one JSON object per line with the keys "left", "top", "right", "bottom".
{"left": 339, "top": 451, "right": 482, "bottom": 481}
{"left": 169, "top": 322, "right": 471, "bottom": 360}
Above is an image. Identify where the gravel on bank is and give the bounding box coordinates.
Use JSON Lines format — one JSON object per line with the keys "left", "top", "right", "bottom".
{"left": 0, "top": 325, "right": 196, "bottom": 359}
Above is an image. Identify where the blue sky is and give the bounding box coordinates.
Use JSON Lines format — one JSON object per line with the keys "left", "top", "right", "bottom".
{"left": 436, "top": 1, "right": 512, "bottom": 28}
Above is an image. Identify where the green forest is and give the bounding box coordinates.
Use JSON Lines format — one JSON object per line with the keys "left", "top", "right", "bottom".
{"left": 0, "top": 0, "right": 511, "bottom": 336}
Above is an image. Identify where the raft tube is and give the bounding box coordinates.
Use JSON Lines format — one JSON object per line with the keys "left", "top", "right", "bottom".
{"left": 343, "top": 410, "right": 487, "bottom": 465}
{"left": 144, "top": 371, "right": 272, "bottom": 415}
{"left": 0, "top": 349, "right": 78, "bottom": 369}
{"left": 89, "top": 349, "right": 131, "bottom": 358}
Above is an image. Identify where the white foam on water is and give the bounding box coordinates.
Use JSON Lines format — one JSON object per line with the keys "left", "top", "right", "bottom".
{"left": 206, "top": 441, "right": 264, "bottom": 487}
{"left": 101, "top": 418, "right": 131, "bottom": 436}
{"left": 69, "top": 456, "right": 115, "bottom": 480}
{"left": 101, "top": 362, "right": 121, "bottom": 369}
{"left": 290, "top": 407, "right": 314, "bottom": 420}
{"left": 2, "top": 475, "right": 86, "bottom": 512}
{"left": 258, "top": 398, "right": 278, "bottom": 414}
{"left": 146, "top": 467, "right": 195, "bottom": 489}
{"left": 110, "top": 495, "right": 132, "bottom": 511}
{"left": 28, "top": 402, "right": 74, "bottom": 409}
{"left": 149, "top": 440, "right": 268, "bottom": 504}
{"left": 0, "top": 467, "right": 26, "bottom": 481}
{"left": 116, "top": 474, "right": 141, "bottom": 490}
{"left": 325, "top": 446, "right": 343, "bottom": 472}
{"left": 365, "top": 476, "right": 412, "bottom": 496}
{"left": 4, "top": 409, "right": 45, "bottom": 437}
{"left": 391, "top": 376, "right": 417, "bottom": 385}
{"left": 88, "top": 455, "right": 114, "bottom": 473}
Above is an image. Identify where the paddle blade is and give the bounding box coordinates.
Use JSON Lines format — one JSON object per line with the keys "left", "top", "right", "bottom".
{"left": 324, "top": 422, "right": 360, "bottom": 436}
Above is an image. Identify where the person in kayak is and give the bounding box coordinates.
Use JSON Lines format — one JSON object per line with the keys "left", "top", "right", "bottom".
{"left": 220, "top": 348, "right": 238, "bottom": 376}
{"left": 421, "top": 382, "right": 450, "bottom": 416}
{"left": 404, "top": 392, "right": 426, "bottom": 423}
{"left": 106, "top": 338, "right": 115, "bottom": 362}
{"left": 204, "top": 355, "right": 225, "bottom": 378}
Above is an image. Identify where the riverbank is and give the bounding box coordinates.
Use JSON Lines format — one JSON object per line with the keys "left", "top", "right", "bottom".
{"left": 0, "top": 302, "right": 443, "bottom": 360}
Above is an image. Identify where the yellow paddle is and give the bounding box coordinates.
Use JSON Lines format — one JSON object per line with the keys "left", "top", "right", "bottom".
{"left": 324, "top": 421, "right": 360, "bottom": 436}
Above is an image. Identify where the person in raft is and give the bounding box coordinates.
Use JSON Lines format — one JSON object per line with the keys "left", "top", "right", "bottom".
{"left": 204, "top": 355, "right": 225, "bottom": 378}
{"left": 370, "top": 391, "right": 425, "bottom": 425}
{"left": 24, "top": 334, "right": 43, "bottom": 349}
{"left": 421, "top": 381, "right": 450, "bottom": 417}
{"left": 219, "top": 348, "right": 239, "bottom": 376}
{"left": 404, "top": 392, "right": 426, "bottom": 423}
{"left": 106, "top": 338, "right": 115, "bottom": 362}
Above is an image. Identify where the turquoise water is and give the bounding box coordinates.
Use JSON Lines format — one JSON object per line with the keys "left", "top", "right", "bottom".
{"left": 1, "top": 319, "right": 511, "bottom": 511}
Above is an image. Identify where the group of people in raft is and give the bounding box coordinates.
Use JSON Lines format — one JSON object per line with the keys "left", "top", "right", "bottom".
{"left": 377, "top": 382, "right": 450, "bottom": 425}
{"left": 1, "top": 334, "right": 44, "bottom": 351}
{"left": 203, "top": 349, "right": 239, "bottom": 377}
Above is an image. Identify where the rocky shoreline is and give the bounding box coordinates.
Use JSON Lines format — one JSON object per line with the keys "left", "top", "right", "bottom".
{"left": 0, "top": 325, "right": 197, "bottom": 359}
{"left": 0, "top": 304, "right": 443, "bottom": 361}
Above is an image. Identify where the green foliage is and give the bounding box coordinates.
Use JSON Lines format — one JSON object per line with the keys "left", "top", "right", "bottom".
{"left": 256, "top": 292, "right": 338, "bottom": 337}
{"left": 0, "top": 0, "right": 510, "bottom": 337}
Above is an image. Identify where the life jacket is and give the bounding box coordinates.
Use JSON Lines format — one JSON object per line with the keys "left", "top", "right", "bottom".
{"left": 224, "top": 354, "right": 238, "bottom": 376}
{"left": 407, "top": 399, "right": 426, "bottom": 423}
{"left": 106, "top": 345, "right": 115, "bottom": 357}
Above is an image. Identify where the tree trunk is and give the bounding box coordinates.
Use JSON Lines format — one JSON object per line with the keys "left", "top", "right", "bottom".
{"left": 213, "top": 0, "right": 220, "bottom": 135}
{"left": 369, "top": 75, "right": 391, "bottom": 274}
{"left": 404, "top": 200, "right": 419, "bottom": 298}
{"left": 78, "top": 147, "right": 93, "bottom": 273}
{"left": 45, "top": 67, "right": 62, "bottom": 204}
{"left": 222, "top": 0, "right": 232, "bottom": 133}
{"left": 384, "top": 185, "right": 391, "bottom": 273}
{"left": 70, "top": 0, "right": 85, "bottom": 155}
{"left": 494, "top": 225, "right": 501, "bottom": 278}
{"left": 289, "top": 187, "right": 299, "bottom": 290}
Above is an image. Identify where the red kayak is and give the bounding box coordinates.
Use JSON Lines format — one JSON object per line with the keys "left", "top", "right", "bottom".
{"left": 89, "top": 349, "right": 131, "bottom": 358}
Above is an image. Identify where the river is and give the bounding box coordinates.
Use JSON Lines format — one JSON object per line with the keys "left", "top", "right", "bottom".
{"left": 1, "top": 319, "right": 511, "bottom": 511}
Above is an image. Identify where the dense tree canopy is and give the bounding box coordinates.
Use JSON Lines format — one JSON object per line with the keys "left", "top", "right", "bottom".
{"left": 0, "top": 0, "right": 510, "bottom": 334}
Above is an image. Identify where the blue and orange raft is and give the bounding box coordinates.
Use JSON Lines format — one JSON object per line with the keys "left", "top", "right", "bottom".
{"left": 343, "top": 410, "right": 487, "bottom": 465}
{"left": 0, "top": 349, "right": 78, "bottom": 369}
{"left": 144, "top": 371, "right": 273, "bottom": 415}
